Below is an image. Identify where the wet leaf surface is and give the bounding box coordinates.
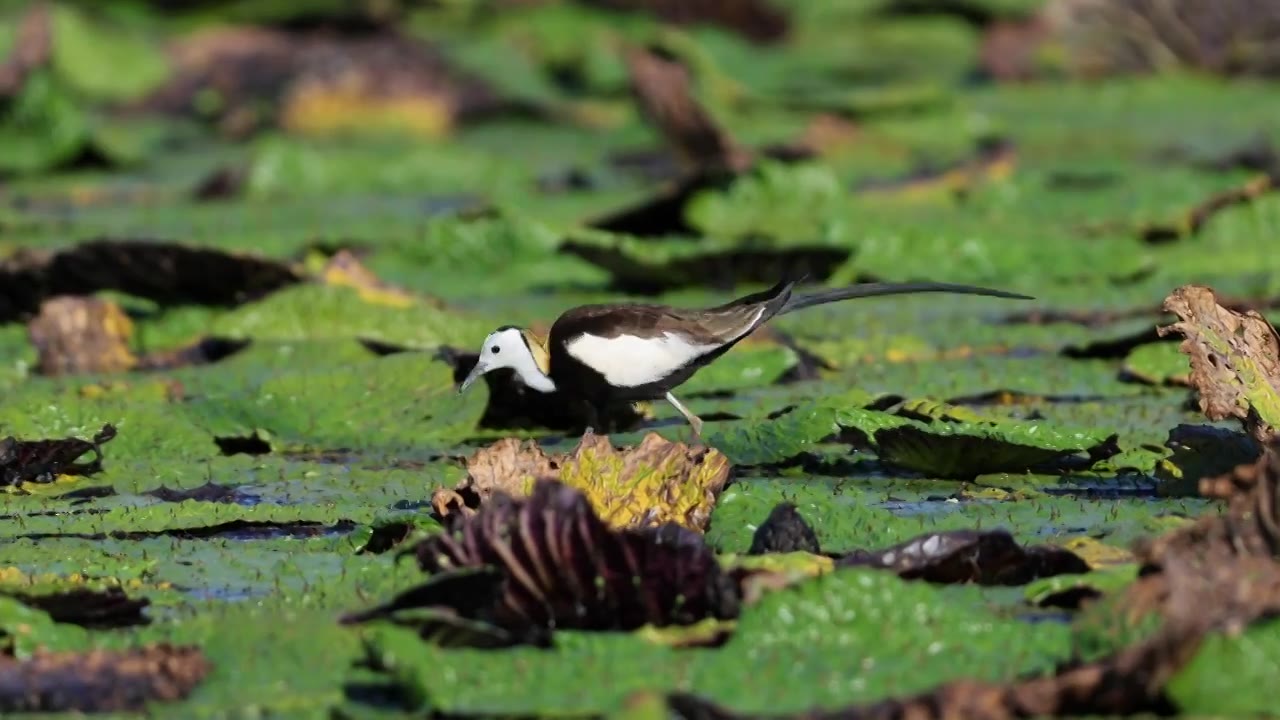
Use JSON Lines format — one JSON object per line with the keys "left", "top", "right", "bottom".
{"left": 5, "top": 1, "right": 1280, "bottom": 714}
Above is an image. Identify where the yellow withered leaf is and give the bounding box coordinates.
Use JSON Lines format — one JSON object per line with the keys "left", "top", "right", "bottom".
{"left": 434, "top": 431, "right": 732, "bottom": 533}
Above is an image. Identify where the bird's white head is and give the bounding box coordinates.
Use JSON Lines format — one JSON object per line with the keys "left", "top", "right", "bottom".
{"left": 458, "top": 326, "right": 557, "bottom": 394}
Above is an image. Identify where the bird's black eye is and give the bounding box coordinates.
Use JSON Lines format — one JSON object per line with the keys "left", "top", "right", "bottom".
{"left": 490, "top": 345, "right": 500, "bottom": 354}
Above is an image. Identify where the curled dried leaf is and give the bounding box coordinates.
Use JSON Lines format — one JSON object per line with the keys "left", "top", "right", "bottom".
{"left": 0, "top": 424, "right": 117, "bottom": 489}
{"left": 348, "top": 480, "right": 741, "bottom": 647}
{"left": 1158, "top": 284, "right": 1280, "bottom": 442}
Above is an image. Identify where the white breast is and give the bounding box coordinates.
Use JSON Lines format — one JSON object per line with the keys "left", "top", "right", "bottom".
{"left": 564, "top": 331, "right": 722, "bottom": 388}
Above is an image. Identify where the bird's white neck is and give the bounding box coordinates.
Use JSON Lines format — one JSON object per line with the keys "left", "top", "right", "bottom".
{"left": 512, "top": 362, "right": 557, "bottom": 393}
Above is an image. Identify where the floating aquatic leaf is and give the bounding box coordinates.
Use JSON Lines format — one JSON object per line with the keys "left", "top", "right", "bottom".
{"left": 346, "top": 480, "right": 742, "bottom": 647}
{"left": 873, "top": 413, "right": 1120, "bottom": 480}
{"left": 1158, "top": 284, "right": 1280, "bottom": 442}
{"left": 435, "top": 431, "right": 731, "bottom": 533}
{"left": 5, "top": 587, "right": 149, "bottom": 629}
{"left": 0, "top": 239, "right": 303, "bottom": 323}
{"left": 1121, "top": 341, "right": 1191, "bottom": 385}
{"left": 1024, "top": 564, "right": 1139, "bottom": 610}
{"left": 48, "top": 3, "right": 168, "bottom": 102}
{"left": 837, "top": 529, "right": 1091, "bottom": 586}
{"left": 0, "top": 596, "right": 88, "bottom": 659}
{"left": 0, "top": 424, "right": 116, "bottom": 489}
{"left": 707, "top": 391, "right": 894, "bottom": 466}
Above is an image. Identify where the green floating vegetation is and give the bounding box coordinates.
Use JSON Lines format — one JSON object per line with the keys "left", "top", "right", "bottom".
{"left": 3, "top": 0, "right": 1280, "bottom": 714}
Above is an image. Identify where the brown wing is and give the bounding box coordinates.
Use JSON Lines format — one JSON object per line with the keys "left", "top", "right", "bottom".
{"left": 551, "top": 279, "right": 796, "bottom": 347}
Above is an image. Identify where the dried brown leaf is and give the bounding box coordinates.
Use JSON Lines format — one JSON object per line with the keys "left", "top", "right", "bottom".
{"left": 623, "top": 45, "right": 752, "bottom": 178}
{"left": 837, "top": 529, "right": 1091, "bottom": 586}
{"left": 435, "top": 431, "right": 731, "bottom": 533}
{"left": 348, "top": 480, "right": 741, "bottom": 647}
{"left": 25, "top": 296, "right": 250, "bottom": 377}
{"left": 1158, "top": 284, "right": 1280, "bottom": 443}
{"left": 27, "top": 297, "right": 138, "bottom": 376}
{"left": 0, "top": 644, "right": 210, "bottom": 713}
{"left": 0, "top": 424, "right": 117, "bottom": 488}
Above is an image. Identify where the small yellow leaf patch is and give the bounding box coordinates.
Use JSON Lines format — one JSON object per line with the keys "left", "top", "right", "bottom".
{"left": 318, "top": 250, "right": 421, "bottom": 309}
{"left": 1057, "top": 536, "right": 1134, "bottom": 570}
{"left": 434, "top": 431, "right": 732, "bottom": 532}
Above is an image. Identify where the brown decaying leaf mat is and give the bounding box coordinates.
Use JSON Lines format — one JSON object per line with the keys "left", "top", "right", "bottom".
{"left": 1158, "top": 284, "right": 1280, "bottom": 443}
{"left": 0, "top": 645, "right": 211, "bottom": 714}
{"left": 434, "top": 431, "right": 731, "bottom": 533}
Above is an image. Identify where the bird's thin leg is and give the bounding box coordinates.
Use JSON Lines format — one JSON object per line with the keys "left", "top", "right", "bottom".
{"left": 664, "top": 392, "right": 704, "bottom": 439}
{"left": 578, "top": 398, "right": 601, "bottom": 436}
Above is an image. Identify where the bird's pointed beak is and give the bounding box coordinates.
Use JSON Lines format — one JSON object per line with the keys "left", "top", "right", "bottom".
{"left": 458, "top": 360, "right": 489, "bottom": 394}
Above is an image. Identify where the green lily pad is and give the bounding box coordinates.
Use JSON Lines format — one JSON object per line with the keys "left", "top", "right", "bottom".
{"left": 1122, "top": 341, "right": 1190, "bottom": 385}
{"left": 50, "top": 4, "right": 169, "bottom": 101}
{"left": 872, "top": 406, "right": 1119, "bottom": 480}
{"left": 1165, "top": 616, "right": 1280, "bottom": 716}
{"left": 0, "top": 596, "right": 89, "bottom": 659}
{"left": 705, "top": 389, "right": 894, "bottom": 466}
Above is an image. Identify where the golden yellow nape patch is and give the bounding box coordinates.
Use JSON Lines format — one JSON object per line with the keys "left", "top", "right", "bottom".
{"left": 520, "top": 329, "right": 551, "bottom": 374}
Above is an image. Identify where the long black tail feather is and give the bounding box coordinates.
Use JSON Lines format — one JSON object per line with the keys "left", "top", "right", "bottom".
{"left": 779, "top": 281, "right": 1032, "bottom": 316}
